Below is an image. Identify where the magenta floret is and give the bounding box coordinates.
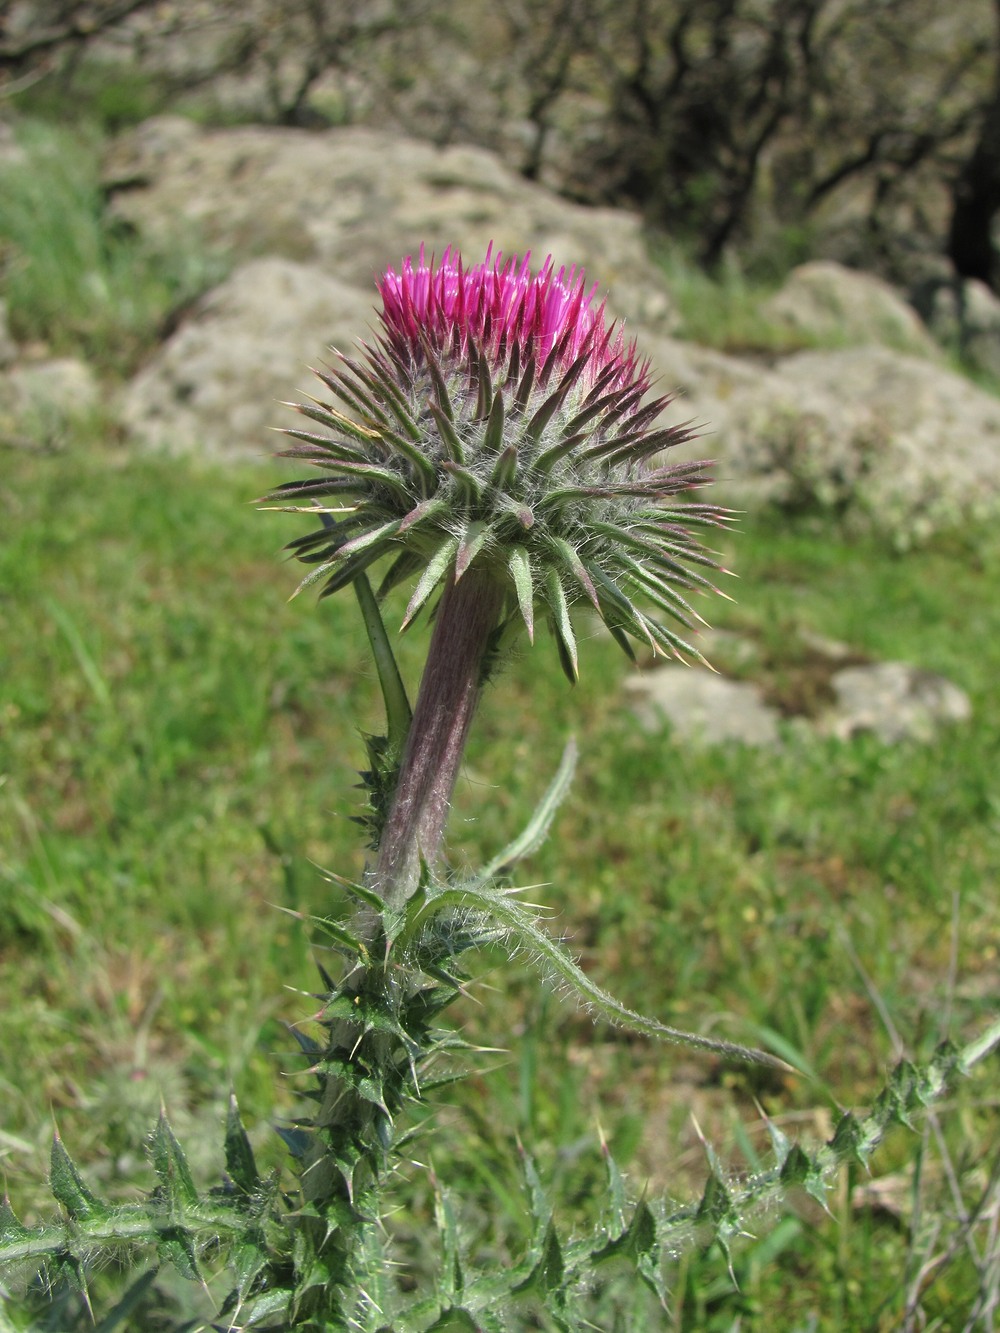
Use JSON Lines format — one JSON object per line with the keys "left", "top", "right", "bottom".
{"left": 378, "top": 244, "right": 645, "bottom": 390}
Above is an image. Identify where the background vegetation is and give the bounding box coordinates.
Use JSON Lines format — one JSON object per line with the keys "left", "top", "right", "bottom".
{"left": 1, "top": 13, "right": 999, "bottom": 1329}
{"left": 5, "top": 0, "right": 1000, "bottom": 289}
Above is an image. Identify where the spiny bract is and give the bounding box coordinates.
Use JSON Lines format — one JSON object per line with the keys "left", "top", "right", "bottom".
{"left": 265, "top": 245, "right": 734, "bottom": 678}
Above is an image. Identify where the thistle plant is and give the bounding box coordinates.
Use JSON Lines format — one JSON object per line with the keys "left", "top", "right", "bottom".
{"left": 3, "top": 247, "right": 998, "bottom": 1331}
{"left": 271, "top": 244, "right": 725, "bottom": 904}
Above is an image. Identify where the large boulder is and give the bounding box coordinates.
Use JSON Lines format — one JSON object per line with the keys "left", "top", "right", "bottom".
{"left": 109, "top": 119, "right": 1000, "bottom": 544}
{"left": 761, "top": 261, "right": 939, "bottom": 358}
{"left": 653, "top": 340, "right": 1000, "bottom": 545}
{"left": 920, "top": 276, "right": 1000, "bottom": 380}
{"left": 103, "top": 117, "right": 677, "bottom": 334}
{"left": 121, "top": 258, "right": 376, "bottom": 457}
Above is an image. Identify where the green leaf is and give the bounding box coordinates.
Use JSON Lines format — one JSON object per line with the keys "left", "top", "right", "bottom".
{"left": 488, "top": 443, "right": 518, "bottom": 493}
{"left": 548, "top": 536, "right": 600, "bottom": 611}
{"left": 237, "top": 1286, "right": 294, "bottom": 1327}
{"left": 0, "top": 1198, "right": 27, "bottom": 1245}
{"left": 514, "top": 352, "right": 536, "bottom": 413}
{"left": 480, "top": 739, "right": 577, "bottom": 880}
{"left": 434, "top": 1186, "right": 465, "bottom": 1303}
{"left": 412, "top": 877, "right": 786, "bottom": 1068}
{"left": 148, "top": 1113, "right": 198, "bottom": 1211}
{"left": 697, "top": 1170, "right": 734, "bottom": 1229}
{"left": 354, "top": 571, "right": 411, "bottom": 754}
{"left": 525, "top": 360, "right": 583, "bottom": 441}
{"left": 441, "top": 460, "right": 483, "bottom": 504}
{"left": 154, "top": 1226, "right": 200, "bottom": 1282}
{"left": 224, "top": 1094, "right": 261, "bottom": 1195}
{"left": 50, "top": 1134, "right": 106, "bottom": 1222}
{"left": 475, "top": 346, "right": 493, "bottom": 420}
{"left": 779, "top": 1143, "right": 812, "bottom": 1186}
{"left": 513, "top": 1222, "right": 564, "bottom": 1299}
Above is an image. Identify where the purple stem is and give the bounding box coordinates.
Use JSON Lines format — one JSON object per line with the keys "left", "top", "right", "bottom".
{"left": 374, "top": 567, "right": 506, "bottom": 908}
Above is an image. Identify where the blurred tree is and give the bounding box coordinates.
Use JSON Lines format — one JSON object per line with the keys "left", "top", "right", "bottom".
{"left": 5, "top": 0, "right": 1000, "bottom": 284}
{"left": 0, "top": 0, "right": 159, "bottom": 94}
{"left": 947, "top": 0, "right": 1000, "bottom": 287}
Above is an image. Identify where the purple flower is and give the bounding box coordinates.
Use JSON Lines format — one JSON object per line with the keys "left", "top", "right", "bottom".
{"left": 267, "top": 245, "right": 732, "bottom": 679}
{"left": 379, "top": 245, "right": 637, "bottom": 389}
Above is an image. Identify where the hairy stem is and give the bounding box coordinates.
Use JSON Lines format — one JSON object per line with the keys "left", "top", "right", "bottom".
{"left": 374, "top": 568, "right": 506, "bottom": 908}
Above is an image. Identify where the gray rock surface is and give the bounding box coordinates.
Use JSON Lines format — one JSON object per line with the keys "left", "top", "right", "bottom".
{"left": 103, "top": 118, "right": 677, "bottom": 334}
{"left": 624, "top": 669, "right": 781, "bottom": 747}
{"left": 121, "top": 258, "right": 376, "bottom": 457}
{"left": 107, "top": 118, "right": 1000, "bottom": 545}
{"left": 761, "top": 261, "right": 939, "bottom": 357}
{"left": 922, "top": 276, "right": 1000, "bottom": 380}
{"left": 821, "top": 662, "right": 972, "bottom": 743}
{"left": 624, "top": 655, "right": 971, "bottom": 748}
{"left": 0, "top": 357, "right": 101, "bottom": 444}
{"left": 659, "top": 342, "right": 1000, "bottom": 545}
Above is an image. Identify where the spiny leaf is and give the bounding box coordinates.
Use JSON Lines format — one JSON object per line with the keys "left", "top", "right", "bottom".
{"left": 275, "top": 1126, "right": 313, "bottom": 1160}
{"left": 224, "top": 1094, "right": 261, "bottom": 1196}
{"left": 434, "top": 1185, "right": 465, "bottom": 1302}
{"left": 778, "top": 1143, "right": 812, "bottom": 1186}
{"left": 429, "top": 402, "right": 466, "bottom": 461}
{"left": 441, "top": 460, "right": 483, "bottom": 505}
{"left": 479, "top": 739, "right": 577, "bottom": 881}
{"left": 488, "top": 442, "right": 518, "bottom": 491}
{"left": 548, "top": 536, "right": 600, "bottom": 611}
{"left": 149, "top": 1114, "right": 199, "bottom": 1212}
{"left": 513, "top": 1222, "right": 564, "bottom": 1298}
{"left": 514, "top": 352, "right": 536, "bottom": 412}
{"left": 408, "top": 877, "right": 786, "bottom": 1068}
{"left": 50, "top": 1135, "right": 107, "bottom": 1222}
{"left": 154, "top": 1226, "right": 200, "bottom": 1282}
{"left": 0, "top": 1198, "right": 27, "bottom": 1246}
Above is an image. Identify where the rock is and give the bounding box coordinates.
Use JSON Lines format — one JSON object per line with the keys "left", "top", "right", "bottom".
{"left": 0, "top": 357, "right": 101, "bottom": 445}
{"left": 103, "top": 118, "right": 678, "bottom": 335}
{"left": 761, "top": 261, "right": 939, "bottom": 357}
{"left": 105, "top": 119, "right": 1000, "bottom": 542}
{"left": 920, "top": 276, "right": 1000, "bottom": 380}
{"left": 623, "top": 651, "right": 970, "bottom": 749}
{"left": 625, "top": 668, "right": 781, "bottom": 747}
{"left": 662, "top": 344, "right": 1000, "bottom": 545}
{"left": 820, "top": 663, "right": 971, "bottom": 743}
{"left": 122, "top": 257, "right": 377, "bottom": 457}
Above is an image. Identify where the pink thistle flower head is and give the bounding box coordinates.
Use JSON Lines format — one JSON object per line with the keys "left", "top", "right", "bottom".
{"left": 379, "top": 244, "right": 638, "bottom": 390}
{"left": 266, "top": 245, "right": 733, "bottom": 679}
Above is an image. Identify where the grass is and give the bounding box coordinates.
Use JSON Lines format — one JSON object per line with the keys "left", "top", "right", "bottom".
{"left": 656, "top": 241, "right": 1000, "bottom": 402}
{"left": 2, "top": 429, "right": 998, "bottom": 1328}
{"left": 0, "top": 119, "right": 226, "bottom": 376}
{"left": 1, "top": 109, "right": 997, "bottom": 1329}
